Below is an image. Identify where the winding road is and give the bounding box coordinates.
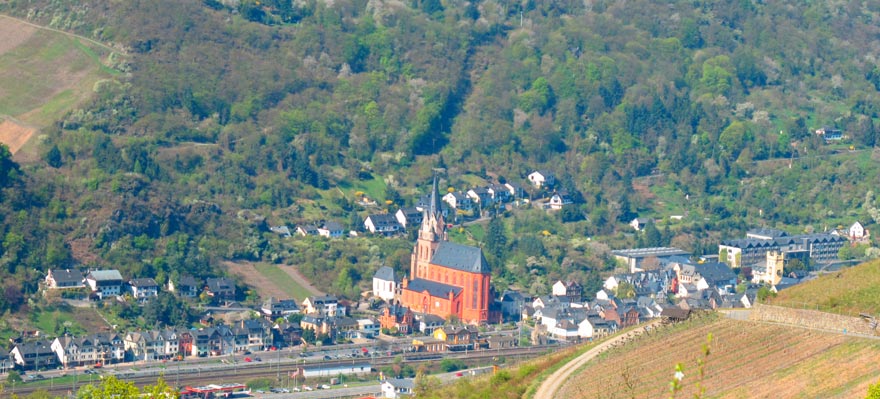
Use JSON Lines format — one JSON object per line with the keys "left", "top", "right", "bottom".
{"left": 533, "top": 321, "right": 660, "bottom": 399}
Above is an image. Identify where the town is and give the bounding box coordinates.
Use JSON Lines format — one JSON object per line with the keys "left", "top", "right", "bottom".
{"left": 5, "top": 172, "right": 867, "bottom": 398}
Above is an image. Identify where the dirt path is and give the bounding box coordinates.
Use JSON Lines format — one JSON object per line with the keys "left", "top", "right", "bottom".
{"left": 0, "top": 13, "right": 127, "bottom": 55}
{"left": 532, "top": 320, "right": 660, "bottom": 399}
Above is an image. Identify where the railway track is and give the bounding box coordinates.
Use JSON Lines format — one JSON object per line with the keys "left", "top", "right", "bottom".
{"left": 12, "top": 345, "right": 557, "bottom": 397}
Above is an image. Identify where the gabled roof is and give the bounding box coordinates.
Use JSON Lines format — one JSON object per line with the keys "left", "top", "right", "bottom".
{"left": 694, "top": 262, "right": 736, "bottom": 284}
{"left": 87, "top": 270, "right": 123, "bottom": 281}
{"left": 373, "top": 266, "right": 396, "bottom": 281}
{"left": 321, "top": 221, "right": 345, "bottom": 231}
{"left": 406, "top": 278, "right": 462, "bottom": 298}
{"left": 48, "top": 269, "right": 84, "bottom": 284}
{"left": 430, "top": 241, "right": 490, "bottom": 274}
{"left": 385, "top": 378, "right": 415, "bottom": 389}
{"left": 178, "top": 275, "right": 200, "bottom": 287}
{"left": 129, "top": 278, "right": 158, "bottom": 287}
{"left": 367, "top": 213, "right": 398, "bottom": 224}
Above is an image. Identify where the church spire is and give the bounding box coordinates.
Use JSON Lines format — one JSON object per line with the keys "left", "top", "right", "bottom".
{"left": 429, "top": 173, "right": 442, "bottom": 219}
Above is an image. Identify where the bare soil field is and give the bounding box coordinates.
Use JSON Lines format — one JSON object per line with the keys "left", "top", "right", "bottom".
{"left": 557, "top": 317, "right": 880, "bottom": 398}
{"left": 0, "top": 118, "right": 37, "bottom": 154}
{"left": 0, "top": 16, "right": 37, "bottom": 53}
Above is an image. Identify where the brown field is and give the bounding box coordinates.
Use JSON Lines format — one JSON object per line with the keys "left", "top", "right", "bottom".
{"left": 558, "top": 317, "right": 880, "bottom": 398}
{"left": 0, "top": 118, "right": 37, "bottom": 154}
{"left": 0, "top": 15, "right": 37, "bottom": 53}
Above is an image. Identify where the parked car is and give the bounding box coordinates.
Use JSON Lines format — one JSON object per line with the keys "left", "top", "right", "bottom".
{"left": 303, "top": 385, "right": 313, "bottom": 391}
{"left": 244, "top": 357, "right": 252, "bottom": 362}
{"left": 254, "top": 357, "right": 262, "bottom": 362}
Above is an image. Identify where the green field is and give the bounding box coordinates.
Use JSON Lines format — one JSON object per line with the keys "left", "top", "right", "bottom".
{"left": 768, "top": 259, "right": 880, "bottom": 317}
{"left": 253, "top": 263, "right": 315, "bottom": 301}
{"left": 0, "top": 17, "right": 116, "bottom": 129}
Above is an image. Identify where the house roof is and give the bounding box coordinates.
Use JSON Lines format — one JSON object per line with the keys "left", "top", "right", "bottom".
{"left": 694, "top": 262, "right": 736, "bottom": 284}
{"left": 48, "top": 269, "right": 84, "bottom": 284}
{"left": 87, "top": 270, "right": 123, "bottom": 281}
{"left": 385, "top": 378, "right": 415, "bottom": 389}
{"left": 321, "top": 221, "right": 344, "bottom": 231}
{"left": 430, "top": 241, "right": 490, "bottom": 274}
{"left": 366, "top": 214, "right": 399, "bottom": 226}
{"left": 746, "top": 227, "right": 789, "bottom": 239}
{"left": 178, "top": 275, "right": 200, "bottom": 287}
{"left": 406, "top": 278, "right": 462, "bottom": 298}
{"left": 129, "top": 278, "right": 158, "bottom": 287}
{"left": 373, "top": 266, "right": 396, "bottom": 281}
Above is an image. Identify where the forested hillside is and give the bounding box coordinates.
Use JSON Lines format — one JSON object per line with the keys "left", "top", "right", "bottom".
{"left": 0, "top": 0, "right": 879, "bottom": 315}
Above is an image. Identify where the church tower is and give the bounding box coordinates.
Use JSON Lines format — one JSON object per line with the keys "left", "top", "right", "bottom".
{"left": 411, "top": 174, "right": 446, "bottom": 279}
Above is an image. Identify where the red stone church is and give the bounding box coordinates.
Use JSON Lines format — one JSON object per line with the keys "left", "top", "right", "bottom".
{"left": 400, "top": 176, "right": 494, "bottom": 324}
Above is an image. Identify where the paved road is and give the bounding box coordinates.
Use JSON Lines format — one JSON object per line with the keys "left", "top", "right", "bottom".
{"left": 533, "top": 321, "right": 659, "bottom": 399}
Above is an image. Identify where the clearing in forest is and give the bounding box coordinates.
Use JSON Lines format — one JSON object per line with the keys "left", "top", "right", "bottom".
{"left": 0, "top": 16, "right": 116, "bottom": 157}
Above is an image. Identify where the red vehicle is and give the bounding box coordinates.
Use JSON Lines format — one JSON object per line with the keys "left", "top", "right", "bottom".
{"left": 244, "top": 357, "right": 252, "bottom": 362}
{"left": 93, "top": 363, "right": 103, "bottom": 369}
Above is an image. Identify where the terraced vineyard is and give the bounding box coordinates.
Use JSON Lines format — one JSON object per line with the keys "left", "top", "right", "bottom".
{"left": 558, "top": 316, "right": 880, "bottom": 398}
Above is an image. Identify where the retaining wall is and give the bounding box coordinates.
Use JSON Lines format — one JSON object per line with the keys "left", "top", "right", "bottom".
{"left": 749, "top": 304, "right": 877, "bottom": 336}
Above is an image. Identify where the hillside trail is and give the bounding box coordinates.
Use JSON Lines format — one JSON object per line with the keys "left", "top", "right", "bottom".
{"left": 532, "top": 320, "right": 661, "bottom": 399}
{"left": 0, "top": 13, "right": 127, "bottom": 55}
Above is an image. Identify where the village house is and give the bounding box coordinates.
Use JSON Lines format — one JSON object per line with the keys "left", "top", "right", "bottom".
{"left": 205, "top": 277, "right": 236, "bottom": 300}
{"left": 487, "top": 184, "right": 512, "bottom": 203}
{"left": 433, "top": 325, "right": 478, "bottom": 351}
{"left": 128, "top": 278, "right": 159, "bottom": 301}
{"left": 414, "top": 313, "right": 445, "bottom": 335}
{"left": 548, "top": 191, "right": 573, "bottom": 210}
{"left": 395, "top": 207, "right": 423, "bottom": 229}
{"left": 85, "top": 270, "right": 124, "bottom": 299}
{"left": 364, "top": 214, "right": 402, "bottom": 235}
{"left": 356, "top": 318, "right": 379, "bottom": 338}
{"left": 528, "top": 170, "right": 555, "bottom": 188}
{"left": 273, "top": 322, "right": 303, "bottom": 347}
{"left": 45, "top": 269, "right": 85, "bottom": 289}
{"left": 466, "top": 187, "right": 492, "bottom": 206}
{"left": 442, "top": 191, "right": 474, "bottom": 211}
{"left": 302, "top": 295, "right": 341, "bottom": 316}
{"left": 381, "top": 378, "right": 414, "bottom": 399}
{"left": 261, "top": 297, "right": 301, "bottom": 320}
{"left": 296, "top": 224, "right": 319, "bottom": 236}
{"left": 11, "top": 341, "right": 57, "bottom": 370}
{"left": 379, "top": 304, "right": 414, "bottom": 334}
{"left": 629, "top": 217, "right": 652, "bottom": 231}
{"left": 315, "top": 221, "right": 343, "bottom": 238}
{"left": 552, "top": 280, "right": 583, "bottom": 300}
{"left": 168, "top": 275, "right": 201, "bottom": 298}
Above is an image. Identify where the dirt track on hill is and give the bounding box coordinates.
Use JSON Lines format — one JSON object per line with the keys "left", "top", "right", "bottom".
{"left": 533, "top": 320, "right": 660, "bottom": 399}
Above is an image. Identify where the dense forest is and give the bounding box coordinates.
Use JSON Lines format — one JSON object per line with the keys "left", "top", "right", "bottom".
{"left": 0, "top": 0, "right": 879, "bottom": 315}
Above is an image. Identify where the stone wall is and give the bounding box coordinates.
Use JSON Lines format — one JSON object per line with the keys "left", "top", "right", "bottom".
{"left": 749, "top": 304, "right": 877, "bottom": 336}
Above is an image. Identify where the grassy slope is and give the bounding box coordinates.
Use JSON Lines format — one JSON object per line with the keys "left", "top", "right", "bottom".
{"left": 0, "top": 23, "right": 110, "bottom": 124}
{"left": 768, "top": 259, "right": 880, "bottom": 316}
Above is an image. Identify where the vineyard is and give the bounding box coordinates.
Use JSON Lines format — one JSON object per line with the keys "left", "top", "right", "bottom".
{"left": 558, "top": 316, "right": 880, "bottom": 398}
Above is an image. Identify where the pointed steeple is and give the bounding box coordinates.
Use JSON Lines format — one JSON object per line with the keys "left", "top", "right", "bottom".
{"left": 429, "top": 173, "right": 442, "bottom": 219}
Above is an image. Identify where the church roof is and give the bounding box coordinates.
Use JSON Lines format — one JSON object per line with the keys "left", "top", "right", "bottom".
{"left": 406, "top": 278, "right": 463, "bottom": 298}
{"left": 431, "top": 241, "right": 490, "bottom": 274}
{"left": 374, "top": 266, "right": 396, "bottom": 281}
